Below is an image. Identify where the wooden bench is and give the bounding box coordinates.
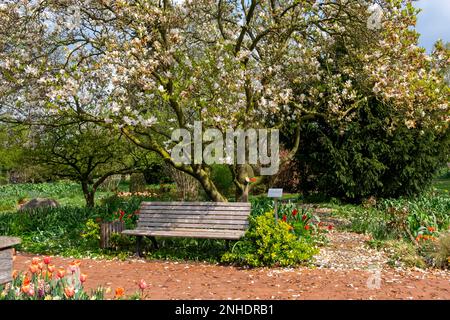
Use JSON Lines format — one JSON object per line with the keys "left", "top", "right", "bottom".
{"left": 122, "top": 202, "right": 251, "bottom": 256}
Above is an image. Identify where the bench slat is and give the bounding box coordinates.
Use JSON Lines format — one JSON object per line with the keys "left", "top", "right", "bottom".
{"left": 140, "top": 207, "right": 250, "bottom": 212}
{"left": 138, "top": 217, "right": 248, "bottom": 224}
{"left": 138, "top": 214, "right": 249, "bottom": 220}
{"left": 139, "top": 210, "right": 250, "bottom": 217}
{"left": 122, "top": 229, "right": 245, "bottom": 240}
{"left": 132, "top": 227, "right": 247, "bottom": 233}
{"left": 141, "top": 202, "right": 250, "bottom": 207}
{"left": 137, "top": 222, "right": 248, "bottom": 230}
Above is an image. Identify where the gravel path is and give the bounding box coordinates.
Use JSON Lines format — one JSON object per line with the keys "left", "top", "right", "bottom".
{"left": 313, "top": 231, "right": 388, "bottom": 270}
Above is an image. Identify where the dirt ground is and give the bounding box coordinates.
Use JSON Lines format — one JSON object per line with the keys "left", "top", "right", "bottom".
{"left": 11, "top": 210, "right": 450, "bottom": 300}
{"left": 13, "top": 251, "right": 450, "bottom": 300}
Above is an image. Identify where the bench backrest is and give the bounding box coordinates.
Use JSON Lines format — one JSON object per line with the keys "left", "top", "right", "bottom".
{"left": 136, "top": 202, "right": 251, "bottom": 231}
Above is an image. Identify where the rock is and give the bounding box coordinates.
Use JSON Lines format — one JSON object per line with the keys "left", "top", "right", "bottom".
{"left": 19, "top": 198, "right": 59, "bottom": 211}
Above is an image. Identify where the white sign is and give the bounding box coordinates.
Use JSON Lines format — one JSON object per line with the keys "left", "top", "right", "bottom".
{"left": 267, "top": 188, "right": 283, "bottom": 198}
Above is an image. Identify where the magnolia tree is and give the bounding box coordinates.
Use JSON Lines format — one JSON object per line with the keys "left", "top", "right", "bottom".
{"left": 0, "top": 0, "right": 448, "bottom": 202}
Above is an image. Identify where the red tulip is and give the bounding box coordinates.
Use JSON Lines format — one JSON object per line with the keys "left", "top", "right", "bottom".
{"left": 23, "top": 276, "right": 31, "bottom": 286}
{"left": 328, "top": 225, "right": 333, "bottom": 231}
{"left": 304, "top": 225, "right": 310, "bottom": 231}
{"left": 292, "top": 209, "right": 298, "bottom": 216}
{"left": 80, "top": 273, "right": 87, "bottom": 283}
{"left": 43, "top": 256, "right": 51, "bottom": 265}
{"left": 302, "top": 214, "right": 307, "bottom": 221}
{"left": 282, "top": 215, "right": 287, "bottom": 222}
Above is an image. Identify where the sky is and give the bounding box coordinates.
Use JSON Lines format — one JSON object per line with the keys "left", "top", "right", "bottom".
{"left": 414, "top": 0, "right": 450, "bottom": 52}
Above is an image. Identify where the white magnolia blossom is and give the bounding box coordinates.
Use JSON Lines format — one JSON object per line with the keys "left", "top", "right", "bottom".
{"left": 0, "top": 0, "right": 447, "bottom": 163}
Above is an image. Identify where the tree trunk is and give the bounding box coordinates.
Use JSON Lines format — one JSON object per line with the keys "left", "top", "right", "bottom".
{"left": 195, "top": 170, "right": 228, "bottom": 202}
{"left": 233, "top": 164, "right": 252, "bottom": 202}
{"left": 85, "top": 192, "right": 95, "bottom": 208}
{"left": 81, "top": 181, "right": 96, "bottom": 208}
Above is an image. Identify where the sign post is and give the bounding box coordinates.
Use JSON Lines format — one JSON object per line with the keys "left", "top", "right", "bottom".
{"left": 267, "top": 188, "right": 283, "bottom": 223}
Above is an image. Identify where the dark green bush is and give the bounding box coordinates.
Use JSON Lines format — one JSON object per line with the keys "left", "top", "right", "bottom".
{"left": 210, "top": 164, "right": 235, "bottom": 197}
{"left": 294, "top": 101, "right": 449, "bottom": 201}
{"left": 142, "top": 162, "right": 173, "bottom": 184}
{"left": 221, "top": 212, "right": 318, "bottom": 267}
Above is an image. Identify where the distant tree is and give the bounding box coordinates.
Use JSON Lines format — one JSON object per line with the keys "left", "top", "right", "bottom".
{"left": 29, "top": 122, "right": 141, "bottom": 207}
{"left": 0, "top": 125, "right": 23, "bottom": 173}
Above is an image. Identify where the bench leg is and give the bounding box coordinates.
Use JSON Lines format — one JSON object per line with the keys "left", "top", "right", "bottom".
{"left": 225, "top": 240, "right": 231, "bottom": 251}
{"left": 136, "top": 236, "right": 143, "bottom": 257}
{"left": 148, "top": 236, "right": 158, "bottom": 249}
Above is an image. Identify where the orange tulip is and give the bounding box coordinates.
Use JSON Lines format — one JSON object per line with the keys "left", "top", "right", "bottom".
{"left": 47, "top": 264, "right": 55, "bottom": 273}
{"left": 57, "top": 268, "right": 66, "bottom": 279}
{"left": 12, "top": 270, "right": 19, "bottom": 279}
{"left": 21, "top": 284, "right": 30, "bottom": 294}
{"left": 69, "top": 260, "right": 81, "bottom": 273}
{"left": 37, "top": 262, "right": 45, "bottom": 270}
{"left": 79, "top": 273, "right": 87, "bottom": 283}
{"left": 114, "top": 287, "right": 125, "bottom": 299}
{"left": 29, "top": 264, "right": 39, "bottom": 274}
{"left": 72, "top": 260, "right": 81, "bottom": 267}
{"left": 23, "top": 276, "right": 30, "bottom": 286}
{"left": 64, "top": 286, "right": 75, "bottom": 298}
{"left": 31, "top": 257, "right": 40, "bottom": 265}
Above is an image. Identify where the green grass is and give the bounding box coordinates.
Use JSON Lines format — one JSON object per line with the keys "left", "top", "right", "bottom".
{"left": 0, "top": 181, "right": 133, "bottom": 213}
{"left": 433, "top": 178, "right": 450, "bottom": 194}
